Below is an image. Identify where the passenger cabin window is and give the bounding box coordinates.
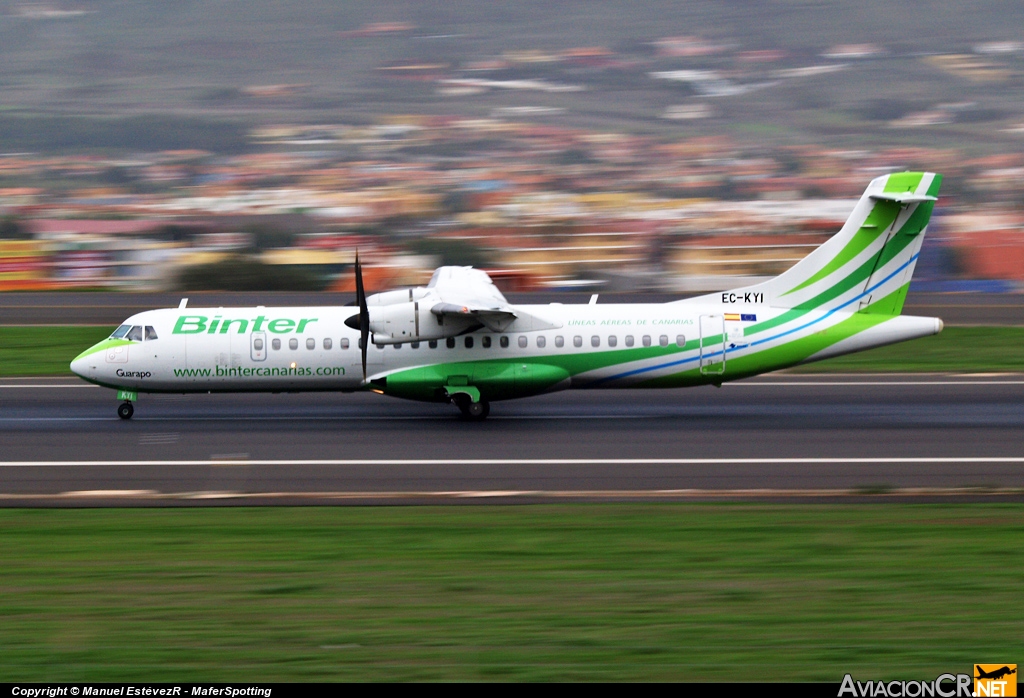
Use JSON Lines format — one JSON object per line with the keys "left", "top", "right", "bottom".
{"left": 608, "top": 335, "right": 617, "bottom": 348}
{"left": 500, "top": 336, "right": 509, "bottom": 348}
{"left": 518, "top": 336, "right": 528, "bottom": 348}
{"left": 536, "top": 336, "right": 546, "bottom": 348}
{"left": 465, "top": 336, "right": 474, "bottom": 349}
{"left": 272, "top": 338, "right": 281, "bottom": 351}
{"left": 111, "top": 324, "right": 131, "bottom": 339}
{"left": 323, "top": 338, "right": 332, "bottom": 350}
{"left": 573, "top": 336, "right": 583, "bottom": 348}
{"left": 341, "top": 338, "right": 349, "bottom": 349}
{"left": 591, "top": 335, "right": 600, "bottom": 348}
{"left": 126, "top": 326, "right": 143, "bottom": 342}
{"left": 625, "top": 335, "right": 634, "bottom": 347}
{"left": 289, "top": 338, "right": 298, "bottom": 350}
{"left": 254, "top": 338, "right": 264, "bottom": 351}
{"left": 429, "top": 340, "right": 438, "bottom": 349}
{"left": 482, "top": 336, "right": 491, "bottom": 348}
{"left": 306, "top": 338, "right": 315, "bottom": 350}
{"left": 659, "top": 335, "right": 669, "bottom": 347}
{"left": 555, "top": 336, "right": 564, "bottom": 348}
{"left": 447, "top": 338, "right": 455, "bottom": 349}
{"left": 642, "top": 335, "right": 651, "bottom": 347}
{"left": 411, "top": 342, "right": 420, "bottom": 349}
{"left": 676, "top": 335, "right": 686, "bottom": 347}
{"left": 394, "top": 343, "right": 401, "bottom": 349}
{"left": 145, "top": 326, "right": 158, "bottom": 341}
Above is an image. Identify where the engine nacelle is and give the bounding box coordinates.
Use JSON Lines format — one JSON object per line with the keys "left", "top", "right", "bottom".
{"left": 368, "top": 301, "right": 477, "bottom": 344}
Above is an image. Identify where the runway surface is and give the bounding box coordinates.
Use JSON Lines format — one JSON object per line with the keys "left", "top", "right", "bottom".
{"left": 3, "top": 291, "right": 1023, "bottom": 325}
{"left": 1, "top": 375, "right": 1023, "bottom": 504}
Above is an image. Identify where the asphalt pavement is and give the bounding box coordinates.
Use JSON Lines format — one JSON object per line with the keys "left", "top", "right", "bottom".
{"left": 2, "top": 375, "right": 1022, "bottom": 504}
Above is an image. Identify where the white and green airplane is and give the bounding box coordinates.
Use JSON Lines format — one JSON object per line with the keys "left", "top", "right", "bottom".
{"left": 71, "top": 171, "right": 943, "bottom": 420}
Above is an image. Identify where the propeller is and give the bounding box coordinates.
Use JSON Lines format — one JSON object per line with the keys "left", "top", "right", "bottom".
{"left": 343, "top": 252, "right": 370, "bottom": 381}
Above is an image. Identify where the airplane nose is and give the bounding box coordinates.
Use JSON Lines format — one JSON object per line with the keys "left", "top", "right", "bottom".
{"left": 70, "top": 355, "right": 87, "bottom": 378}
{"left": 70, "top": 346, "right": 99, "bottom": 379}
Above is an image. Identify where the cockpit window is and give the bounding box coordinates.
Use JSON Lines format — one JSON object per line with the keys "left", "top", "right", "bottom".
{"left": 111, "top": 324, "right": 131, "bottom": 339}
{"left": 126, "top": 325, "right": 143, "bottom": 342}
{"left": 145, "top": 326, "right": 158, "bottom": 341}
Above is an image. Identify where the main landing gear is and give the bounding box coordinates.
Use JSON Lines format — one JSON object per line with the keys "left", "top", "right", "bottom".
{"left": 453, "top": 394, "right": 490, "bottom": 421}
{"left": 117, "top": 402, "right": 134, "bottom": 420}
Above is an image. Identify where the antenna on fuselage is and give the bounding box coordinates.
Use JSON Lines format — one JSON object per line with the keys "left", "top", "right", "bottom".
{"left": 178, "top": 298, "right": 188, "bottom": 309}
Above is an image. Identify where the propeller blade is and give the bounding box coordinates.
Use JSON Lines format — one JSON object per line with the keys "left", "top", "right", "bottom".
{"left": 355, "top": 253, "right": 369, "bottom": 381}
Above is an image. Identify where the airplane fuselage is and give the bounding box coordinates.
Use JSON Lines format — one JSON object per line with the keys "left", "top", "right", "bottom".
{"left": 71, "top": 301, "right": 941, "bottom": 401}
{"left": 69, "top": 171, "right": 947, "bottom": 420}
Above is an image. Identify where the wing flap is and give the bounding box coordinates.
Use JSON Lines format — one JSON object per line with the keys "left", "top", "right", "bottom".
{"left": 431, "top": 302, "right": 517, "bottom": 332}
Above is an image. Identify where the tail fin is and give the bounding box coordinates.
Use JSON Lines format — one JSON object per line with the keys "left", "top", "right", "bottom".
{"left": 693, "top": 172, "right": 942, "bottom": 316}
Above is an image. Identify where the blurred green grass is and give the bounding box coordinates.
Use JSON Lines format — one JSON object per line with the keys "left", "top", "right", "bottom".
{"left": 0, "top": 326, "right": 113, "bottom": 376}
{"left": 1, "top": 504, "right": 1021, "bottom": 681}
{"left": 1, "top": 325, "right": 1021, "bottom": 376}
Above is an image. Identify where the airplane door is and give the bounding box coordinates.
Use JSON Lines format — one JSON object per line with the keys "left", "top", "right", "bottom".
{"left": 251, "top": 331, "right": 267, "bottom": 361}
{"left": 699, "top": 314, "right": 725, "bottom": 376}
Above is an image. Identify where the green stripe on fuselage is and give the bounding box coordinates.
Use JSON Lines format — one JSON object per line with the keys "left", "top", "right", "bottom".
{"left": 637, "top": 285, "right": 908, "bottom": 388}
{"left": 382, "top": 339, "right": 701, "bottom": 401}
{"left": 72, "top": 338, "right": 130, "bottom": 362}
{"left": 745, "top": 209, "right": 925, "bottom": 338}
{"left": 783, "top": 200, "right": 900, "bottom": 296}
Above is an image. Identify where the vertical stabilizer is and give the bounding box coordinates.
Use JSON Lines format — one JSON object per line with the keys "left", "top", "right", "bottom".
{"left": 687, "top": 172, "right": 941, "bottom": 316}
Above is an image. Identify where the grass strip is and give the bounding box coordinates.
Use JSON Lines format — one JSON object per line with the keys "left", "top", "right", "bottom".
{"left": 1, "top": 325, "right": 1022, "bottom": 376}
{"left": 0, "top": 326, "right": 113, "bottom": 376}
{"left": 1, "top": 504, "right": 1021, "bottom": 681}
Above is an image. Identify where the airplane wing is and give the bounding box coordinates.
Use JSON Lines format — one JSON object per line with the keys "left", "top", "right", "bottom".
{"left": 427, "top": 267, "right": 517, "bottom": 332}
{"left": 428, "top": 266, "right": 509, "bottom": 304}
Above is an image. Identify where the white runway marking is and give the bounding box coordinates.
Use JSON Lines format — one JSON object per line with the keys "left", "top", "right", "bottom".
{"left": 0, "top": 384, "right": 98, "bottom": 388}
{"left": 0, "top": 416, "right": 649, "bottom": 423}
{"left": 138, "top": 433, "right": 180, "bottom": 445}
{"left": 62, "top": 490, "right": 158, "bottom": 497}
{"left": 1, "top": 457, "right": 1024, "bottom": 468}
{"left": 0, "top": 417, "right": 112, "bottom": 422}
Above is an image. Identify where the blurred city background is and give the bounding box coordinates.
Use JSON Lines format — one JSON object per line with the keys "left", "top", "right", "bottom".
{"left": 1, "top": 0, "right": 1023, "bottom": 295}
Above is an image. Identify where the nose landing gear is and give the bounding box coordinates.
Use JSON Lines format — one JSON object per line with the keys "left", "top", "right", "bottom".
{"left": 115, "top": 389, "right": 137, "bottom": 420}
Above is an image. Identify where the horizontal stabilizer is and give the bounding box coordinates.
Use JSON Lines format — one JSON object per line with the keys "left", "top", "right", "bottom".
{"left": 869, "top": 192, "right": 937, "bottom": 204}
